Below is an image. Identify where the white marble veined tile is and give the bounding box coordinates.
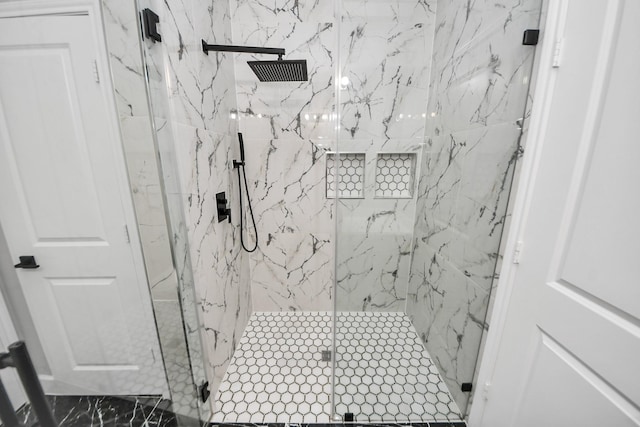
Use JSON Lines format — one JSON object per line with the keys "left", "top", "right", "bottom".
{"left": 242, "top": 137, "right": 334, "bottom": 235}
{"left": 249, "top": 231, "right": 333, "bottom": 312}
{"left": 102, "top": 0, "right": 149, "bottom": 118}
{"left": 336, "top": 197, "right": 416, "bottom": 312}
{"left": 454, "top": 123, "right": 522, "bottom": 206}
{"left": 426, "top": 0, "right": 542, "bottom": 134}
{"left": 233, "top": 21, "right": 336, "bottom": 140}
{"left": 430, "top": 0, "right": 542, "bottom": 67}
{"left": 336, "top": 232, "right": 411, "bottom": 312}
{"left": 196, "top": 50, "right": 239, "bottom": 136}
{"left": 194, "top": 3, "right": 239, "bottom": 136}
{"left": 231, "top": 0, "right": 334, "bottom": 24}
{"left": 342, "top": 0, "right": 435, "bottom": 22}
{"left": 339, "top": 19, "right": 433, "bottom": 140}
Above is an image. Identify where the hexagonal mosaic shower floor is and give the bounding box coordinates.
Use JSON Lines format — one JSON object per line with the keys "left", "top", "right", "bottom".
{"left": 212, "top": 311, "right": 463, "bottom": 423}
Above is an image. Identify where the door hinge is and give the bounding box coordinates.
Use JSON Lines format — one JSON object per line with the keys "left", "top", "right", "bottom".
{"left": 513, "top": 240, "right": 524, "bottom": 264}
{"left": 199, "top": 381, "right": 210, "bottom": 403}
{"left": 522, "top": 29, "right": 540, "bottom": 46}
{"left": 92, "top": 60, "right": 100, "bottom": 83}
{"left": 552, "top": 38, "right": 564, "bottom": 68}
{"left": 141, "top": 8, "right": 162, "bottom": 43}
{"left": 124, "top": 225, "right": 130, "bottom": 243}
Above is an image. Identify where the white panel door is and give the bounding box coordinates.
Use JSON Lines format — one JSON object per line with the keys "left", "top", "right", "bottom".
{"left": 0, "top": 12, "right": 165, "bottom": 395}
{"left": 478, "top": 0, "right": 640, "bottom": 426}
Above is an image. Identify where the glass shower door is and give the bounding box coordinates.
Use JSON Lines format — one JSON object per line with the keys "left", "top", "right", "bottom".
{"left": 135, "top": 1, "right": 211, "bottom": 423}
{"left": 333, "top": 0, "right": 543, "bottom": 422}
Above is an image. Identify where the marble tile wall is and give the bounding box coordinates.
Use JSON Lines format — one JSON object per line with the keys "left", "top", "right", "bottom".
{"left": 405, "top": 0, "right": 542, "bottom": 412}
{"left": 335, "top": 0, "right": 435, "bottom": 312}
{"left": 136, "top": 0, "right": 252, "bottom": 417}
{"left": 229, "top": 0, "right": 436, "bottom": 313}
{"left": 230, "top": 1, "right": 335, "bottom": 312}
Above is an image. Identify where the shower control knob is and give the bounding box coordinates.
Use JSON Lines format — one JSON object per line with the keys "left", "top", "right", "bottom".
{"left": 216, "top": 191, "right": 231, "bottom": 223}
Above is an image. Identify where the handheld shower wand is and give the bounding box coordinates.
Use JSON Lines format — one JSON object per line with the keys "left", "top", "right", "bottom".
{"left": 234, "top": 133, "right": 258, "bottom": 253}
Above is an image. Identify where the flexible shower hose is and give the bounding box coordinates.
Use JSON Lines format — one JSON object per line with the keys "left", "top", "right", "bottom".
{"left": 236, "top": 163, "right": 258, "bottom": 252}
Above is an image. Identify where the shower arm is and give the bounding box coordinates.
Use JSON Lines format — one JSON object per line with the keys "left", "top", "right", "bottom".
{"left": 201, "top": 40, "right": 284, "bottom": 60}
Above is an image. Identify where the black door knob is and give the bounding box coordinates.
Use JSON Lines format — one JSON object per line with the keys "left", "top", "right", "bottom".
{"left": 14, "top": 256, "right": 39, "bottom": 269}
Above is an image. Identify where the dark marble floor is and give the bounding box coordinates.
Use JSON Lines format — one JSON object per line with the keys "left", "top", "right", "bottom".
{"left": 9, "top": 395, "right": 467, "bottom": 427}
{"left": 13, "top": 395, "right": 200, "bottom": 427}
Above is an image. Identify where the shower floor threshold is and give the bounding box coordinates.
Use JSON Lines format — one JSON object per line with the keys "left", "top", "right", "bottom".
{"left": 212, "top": 312, "right": 463, "bottom": 424}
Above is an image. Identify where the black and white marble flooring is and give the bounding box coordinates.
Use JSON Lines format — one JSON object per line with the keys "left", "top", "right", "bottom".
{"left": 14, "top": 395, "right": 198, "bottom": 427}
{"left": 212, "top": 312, "right": 463, "bottom": 424}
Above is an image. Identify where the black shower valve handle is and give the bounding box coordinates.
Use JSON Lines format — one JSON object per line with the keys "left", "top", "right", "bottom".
{"left": 216, "top": 192, "right": 231, "bottom": 223}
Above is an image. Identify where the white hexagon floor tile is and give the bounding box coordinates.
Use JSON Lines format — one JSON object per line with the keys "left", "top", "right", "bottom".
{"left": 211, "top": 311, "right": 463, "bottom": 423}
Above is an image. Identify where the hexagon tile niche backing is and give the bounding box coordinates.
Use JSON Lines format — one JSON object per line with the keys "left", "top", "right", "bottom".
{"left": 375, "top": 153, "right": 417, "bottom": 198}
{"left": 326, "top": 153, "right": 365, "bottom": 198}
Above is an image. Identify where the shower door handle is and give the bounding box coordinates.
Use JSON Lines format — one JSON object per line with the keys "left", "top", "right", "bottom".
{"left": 14, "top": 255, "right": 39, "bottom": 269}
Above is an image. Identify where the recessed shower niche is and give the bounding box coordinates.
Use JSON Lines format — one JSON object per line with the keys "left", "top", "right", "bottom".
{"left": 326, "top": 152, "right": 366, "bottom": 199}
{"left": 375, "top": 153, "right": 417, "bottom": 198}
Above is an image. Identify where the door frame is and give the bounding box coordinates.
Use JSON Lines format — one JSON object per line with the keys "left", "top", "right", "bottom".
{"left": 0, "top": 0, "right": 163, "bottom": 394}
{"left": 467, "top": 0, "right": 567, "bottom": 424}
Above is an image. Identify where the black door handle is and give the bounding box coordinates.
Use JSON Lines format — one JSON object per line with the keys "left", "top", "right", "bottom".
{"left": 14, "top": 256, "right": 39, "bottom": 269}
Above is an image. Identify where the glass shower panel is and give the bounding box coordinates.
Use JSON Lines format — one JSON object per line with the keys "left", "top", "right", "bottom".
{"left": 136, "top": 1, "right": 211, "bottom": 423}
{"left": 333, "top": 0, "right": 433, "bottom": 422}
{"left": 334, "top": 0, "right": 543, "bottom": 422}
{"left": 0, "top": 1, "right": 208, "bottom": 425}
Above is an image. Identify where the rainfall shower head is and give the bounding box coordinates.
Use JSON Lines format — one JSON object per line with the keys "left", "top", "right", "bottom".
{"left": 202, "top": 40, "right": 308, "bottom": 82}
{"left": 247, "top": 59, "right": 308, "bottom": 82}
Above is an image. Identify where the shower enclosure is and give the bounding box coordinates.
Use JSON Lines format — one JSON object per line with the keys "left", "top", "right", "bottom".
{"left": 0, "top": 0, "right": 543, "bottom": 424}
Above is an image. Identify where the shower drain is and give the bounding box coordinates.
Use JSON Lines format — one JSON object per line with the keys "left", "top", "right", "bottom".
{"left": 321, "top": 350, "right": 331, "bottom": 362}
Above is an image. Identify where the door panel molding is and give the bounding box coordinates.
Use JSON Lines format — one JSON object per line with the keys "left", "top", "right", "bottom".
{"left": 549, "top": 0, "right": 623, "bottom": 279}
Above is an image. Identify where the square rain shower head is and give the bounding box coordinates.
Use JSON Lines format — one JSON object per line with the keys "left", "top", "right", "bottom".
{"left": 247, "top": 59, "right": 308, "bottom": 82}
